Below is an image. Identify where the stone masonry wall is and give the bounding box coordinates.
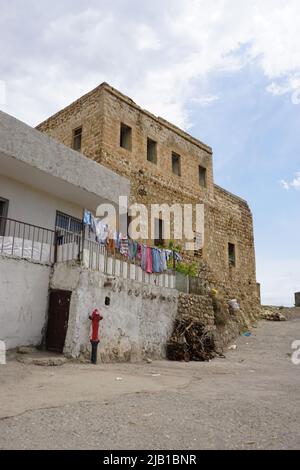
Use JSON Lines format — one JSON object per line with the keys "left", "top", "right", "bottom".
{"left": 37, "top": 83, "right": 259, "bottom": 327}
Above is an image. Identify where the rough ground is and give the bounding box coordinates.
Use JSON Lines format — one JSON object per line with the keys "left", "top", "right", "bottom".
{"left": 0, "top": 313, "right": 300, "bottom": 450}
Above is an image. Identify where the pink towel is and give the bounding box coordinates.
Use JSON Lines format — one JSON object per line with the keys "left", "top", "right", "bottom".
{"left": 146, "top": 246, "right": 153, "bottom": 274}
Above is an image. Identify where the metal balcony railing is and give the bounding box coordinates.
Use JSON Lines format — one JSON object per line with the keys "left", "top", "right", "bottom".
{"left": 0, "top": 216, "right": 55, "bottom": 264}
{"left": 0, "top": 216, "right": 176, "bottom": 288}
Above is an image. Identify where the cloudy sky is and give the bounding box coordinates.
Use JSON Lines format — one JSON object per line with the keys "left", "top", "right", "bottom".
{"left": 0, "top": 0, "right": 299, "bottom": 305}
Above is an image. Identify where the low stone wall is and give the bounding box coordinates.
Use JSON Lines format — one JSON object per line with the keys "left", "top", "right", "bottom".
{"left": 176, "top": 292, "right": 249, "bottom": 352}
{"left": 177, "top": 293, "right": 215, "bottom": 326}
{"left": 50, "top": 263, "right": 179, "bottom": 362}
{"left": 0, "top": 256, "right": 51, "bottom": 349}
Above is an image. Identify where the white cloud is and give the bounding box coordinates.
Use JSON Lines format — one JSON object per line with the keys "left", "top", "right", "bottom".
{"left": 190, "top": 94, "right": 219, "bottom": 107}
{"left": 1, "top": 0, "right": 300, "bottom": 128}
{"left": 281, "top": 172, "right": 300, "bottom": 190}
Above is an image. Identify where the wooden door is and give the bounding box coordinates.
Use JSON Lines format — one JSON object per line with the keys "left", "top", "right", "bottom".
{"left": 46, "top": 290, "right": 71, "bottom": 353}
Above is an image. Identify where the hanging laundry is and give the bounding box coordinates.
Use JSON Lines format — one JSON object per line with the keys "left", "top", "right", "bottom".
{"left": 159, "top": 250, "right": 168, "bottom": 271}
{"left": 137, "top": 243, "right": 142, "bottom": 260}
{"left": 141, "top": 245, "right": 147, "bottom": 271}
{"left": 173, "top": 251, "right": 182, "bottom": 262}
{"left": 107, "top": 237, "right": 115, "bottom": 254}
{"left": 96, "top": 221, "right": 109, "bottom": 244}
{"left": 90, "top": 214, "right": 96, "bottom": 234}
{"left": 146, "top": 246, "right": 153, "bottom": 274}
{"left": 119, "top": 234, "right": 129, "bottom": 257}
{"left": 83, "top": 209, "right": 92, "bottom": 226}
{"left": 114, "top": 231, "right": 120, "bottom": 251}
{"left": 128, "top": 239, "right": 138, "bottom": 261}
{"left": 152, "top": 248, "right": 161, "bottom": 273}
{"left": 165, "top": 250, "right": 173, "bottom": 262}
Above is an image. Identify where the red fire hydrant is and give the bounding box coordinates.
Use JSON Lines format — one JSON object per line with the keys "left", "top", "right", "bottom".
{"left": 89, "top": 309, "right": 103, "bottom": 364}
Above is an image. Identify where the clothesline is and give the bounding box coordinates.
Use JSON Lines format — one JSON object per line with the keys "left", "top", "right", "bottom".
{"left": 83, "top": 209, "right": 182, "bottom": 274}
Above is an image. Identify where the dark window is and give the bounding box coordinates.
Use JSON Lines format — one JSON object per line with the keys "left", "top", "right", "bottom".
{"left": 0, "top": 197, "right": 9, "bottom": 236}
{"left": 147, "top": 138, "right": 157, "bottom": 164}
{"left": 120, "top": 123, "right": 132, "bottom": 150}
{"left": 228, "top": 243, "right": 236, "bottom": 267}
{"left": 199, "top": 166, "right": 207, "bottom": 187}
{"left": 55, "top": 211, "right": 83, "bottom": 233}
{"left": 172, "top": 152, "right": 181, "bottom": 176}
{"left": 154, "top": 218, "right": 164, "bottom": 247}
{"left": 72, "top": 127, "right": 82, "bottom": 151}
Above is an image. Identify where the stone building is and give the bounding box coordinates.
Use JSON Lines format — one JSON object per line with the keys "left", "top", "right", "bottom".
{"left": 37, "top": 83, "right": 260, "bottom": 326}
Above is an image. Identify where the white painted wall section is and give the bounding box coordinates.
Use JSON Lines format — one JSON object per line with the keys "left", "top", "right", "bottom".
{"left": 0, "top": 257, "right": 51, "bottom": 349}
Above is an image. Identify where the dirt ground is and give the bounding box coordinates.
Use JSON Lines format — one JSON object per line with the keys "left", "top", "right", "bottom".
{"left": 0, "top": 314, "right": 300, "bottom": 450}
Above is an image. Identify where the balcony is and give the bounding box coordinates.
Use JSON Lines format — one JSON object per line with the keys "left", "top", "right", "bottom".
{"left": 0, "top": 216, "right": 55, "bottom": 264}
{"left": 0, "top": 217, "right": 176, "bottom": 288}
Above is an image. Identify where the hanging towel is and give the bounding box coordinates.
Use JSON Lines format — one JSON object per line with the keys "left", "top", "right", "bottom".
{"left": 146, "top": 246, "right": 153, "bottom": 274}
{"left": 160, "top": 250, "right": 168, "bottom": 271}
{"left": 152, "top": 248, "right": 161, "bottom": 273}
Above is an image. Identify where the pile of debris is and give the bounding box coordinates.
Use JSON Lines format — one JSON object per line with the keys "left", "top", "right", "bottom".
{"left": 261, "top": 307, "right": 286, "bottom": 322}
{"left": 166, "top": 317, "right": 216, "bottom": 362}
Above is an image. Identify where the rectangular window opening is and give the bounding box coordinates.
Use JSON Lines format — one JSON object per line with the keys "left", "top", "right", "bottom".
{"left": 172, "top": 152, "right": 181, "bottom": 176}
{"left": 199, "top": 166, "right": 207, "bottom": 187}
{"left": 154, "top": 218, "right": 164, "bottom": 247}
{"left": 147, "top": 138, "right": 157, "bottom": 164}
{"left": 72, "top": 127, "right": 82, "bottom": 152}
{"left": 120, "top": 123, "right": 132, "bottom": 151}
{"left": 228, "top": 243, "right": 236, "bottom": 267}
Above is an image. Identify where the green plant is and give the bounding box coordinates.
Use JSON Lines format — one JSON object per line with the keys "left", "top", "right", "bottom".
{"left": 168, "top": 239, "right": 181, "bottom": 251}
{"left": 175, "top": 261, "right": 198, "bottom": 278}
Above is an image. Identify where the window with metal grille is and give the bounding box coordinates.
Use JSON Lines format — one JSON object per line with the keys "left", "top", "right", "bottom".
{"left": 55, "top": 211, "right": 82, "bottom": 233}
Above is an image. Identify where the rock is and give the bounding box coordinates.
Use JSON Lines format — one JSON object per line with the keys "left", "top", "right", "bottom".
{"left": 146, "top": 358, "right": 153, "bottom": 364}
{"left": 279, "top": 313, "right": 287, "bottom": 322}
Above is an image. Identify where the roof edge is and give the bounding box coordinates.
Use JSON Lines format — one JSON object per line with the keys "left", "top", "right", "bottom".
{"left": 36, "top": 82, "right": 213, "bottom": 155}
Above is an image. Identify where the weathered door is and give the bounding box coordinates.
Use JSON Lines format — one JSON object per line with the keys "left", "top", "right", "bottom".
{"left": 46, "top": 290, "right": 71, "bottom": 353}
